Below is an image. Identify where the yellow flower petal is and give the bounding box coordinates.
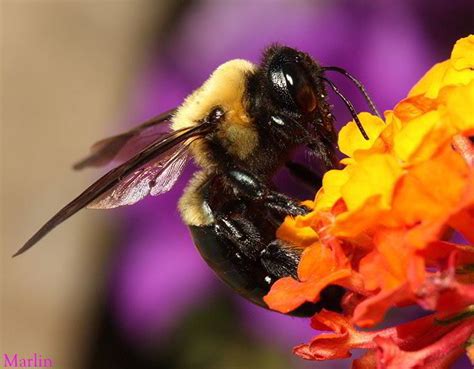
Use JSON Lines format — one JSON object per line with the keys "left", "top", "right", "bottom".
{"left": 315, "top": 168, "right": 351, "bottom": 211}
{"left": 341, "top": 154, "right": 403, "bottom": 211}
{"left": 393, "top": 95, "right": 437, "bottom": 122}
{"left": 408, "top": 35, "right": 474, "bottom": 99}
{"left": 438, "top": 80, "right": 474, "bottom": 134}
{"left": 408, "top": 61, "right": 450, "bottom": 99}
{"left": 338, "top": 113, "right": 385, "bottom": 158}
{"left": 393, "top": 110, "right": 453, "bottom": 162}
{"left": 451, "top": 34, "right": 474, "bottom": 71}
{"left": 276, "top": 216, "right": 319, "bottom": 248}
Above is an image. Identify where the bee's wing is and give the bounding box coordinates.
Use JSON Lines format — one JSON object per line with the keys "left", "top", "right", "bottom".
{"left": 73, "top": 108, "right": 176, "bottom": 170}
{"left": 15, "top": 122, "right": 210, "bottom": 257}
{"left": 87, "top": 142, "right": 189, "bottom": 209}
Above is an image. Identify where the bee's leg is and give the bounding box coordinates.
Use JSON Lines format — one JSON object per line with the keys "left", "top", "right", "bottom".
{"left": 213, "top": 213, "right": 264, "bottom": 261}
{"left": 213, "top": 214, "right": 300, "bottom": 280}
{"left": 211, "top": 208, "right": 345, "bottom": 312}
{"left": 263, "top": 191, "right": 310, "bottom": 216}
{"left": 225, "top": 169, "right": 310, "bottom": 217}
{"left": 259, "top": 240, "right": 301, "bottom": 279}
{"left": 285, "top": 161, "right": 322, "bottom": 189}
{"left": 207, "top": 140, "right": 309, "bottom": 217}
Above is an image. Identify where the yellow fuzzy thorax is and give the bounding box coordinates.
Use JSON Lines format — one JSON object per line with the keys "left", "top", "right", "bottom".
{"left": 172, "top": 59, "right": 256, "bottom": 130}
{"left": 172, "top": 59, "right": 259, "bottom": 169}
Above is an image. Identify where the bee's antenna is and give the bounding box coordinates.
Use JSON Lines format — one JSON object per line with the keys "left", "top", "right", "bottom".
{"left": 321, "top": 77, "right": 369, "bottom": 140}
{"left": 321, "top": 66, "right": 381, "bottom": 118}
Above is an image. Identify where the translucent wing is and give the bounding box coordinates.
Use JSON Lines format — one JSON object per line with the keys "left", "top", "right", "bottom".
{"left": 88, "top": 144, "right": 189, "bottom": 209}
{"left": 15, "top": 122, "right": 211, "bottom": 257}
{"left": 73, "top": 108, "right": 176, "bottom": 170}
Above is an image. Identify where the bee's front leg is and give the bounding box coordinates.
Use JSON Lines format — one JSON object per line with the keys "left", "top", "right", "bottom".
{"left": 225, "top": 168, "right": 310, "bottom": 217}
{"left": 259, "top": 240, "right": 302, "bottom": 279}
{"left": 211, "top": 211, "right": 301, "bottom": 278}
{"left": 213, "top": 212, "right": 264, "bottom": 262}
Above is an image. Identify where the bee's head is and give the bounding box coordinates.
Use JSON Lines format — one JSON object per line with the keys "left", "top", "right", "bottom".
{"left": 244, "top": 45, "right": 377, "bottom": 168}
{"left": 250, "top": 44, "right": 375, "bottom": 142}
{"left": 245, "top": 44, "right": 335, "bottom": 152}
{"left": 262, "top": 45, "right": 326, "bottom": 118}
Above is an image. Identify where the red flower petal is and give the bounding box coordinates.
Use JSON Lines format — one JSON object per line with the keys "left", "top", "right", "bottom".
{"left": 293, "top": 310, "right": 389, "bottom": 360}
{"left": 375, "top": 318, "right": 474, "bottom": 369}
{"left": 294, "top": 310, "right": 474, "bottom": 366}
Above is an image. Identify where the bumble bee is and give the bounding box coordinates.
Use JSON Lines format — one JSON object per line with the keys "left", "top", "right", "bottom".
{"left": 15, "top": 45, "right": 379, "bottom": 316}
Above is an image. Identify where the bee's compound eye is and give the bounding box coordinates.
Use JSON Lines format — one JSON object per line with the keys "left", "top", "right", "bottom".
{"left": 281, "top": 63, "right": 317, "bottom": 113}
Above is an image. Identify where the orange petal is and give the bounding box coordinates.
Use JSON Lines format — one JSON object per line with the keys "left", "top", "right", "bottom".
{"left": 263, "top": 269, "right": 351, "bottom": 313}
{"left": 352, "top": 285, "right": 412, "bottom": 327}
{"left": 332, "top": 195, "right": 386, "bottom": 238}
{"left": 390, "top": 144, "right": 470, "bottom": 229}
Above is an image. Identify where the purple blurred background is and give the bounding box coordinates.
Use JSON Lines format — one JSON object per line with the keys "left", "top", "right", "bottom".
{"left": 85, "top": 1, "right": 473, "bottom": 368}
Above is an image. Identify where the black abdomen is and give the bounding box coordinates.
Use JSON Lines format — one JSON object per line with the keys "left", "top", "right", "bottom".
{"left": 189, "top": 224, "right": 344, "bottom": 317}
{"left": 189, "top": 225, "right": 271, "bottom": 309}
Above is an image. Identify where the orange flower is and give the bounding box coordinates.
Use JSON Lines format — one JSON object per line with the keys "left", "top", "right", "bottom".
{"left": 264, "top": 35, "right": 474, "bottom": 368}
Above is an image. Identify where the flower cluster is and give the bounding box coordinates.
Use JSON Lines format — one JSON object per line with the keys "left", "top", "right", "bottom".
{"left": 264, "top": 35, "right": 474, "bottom": 368}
